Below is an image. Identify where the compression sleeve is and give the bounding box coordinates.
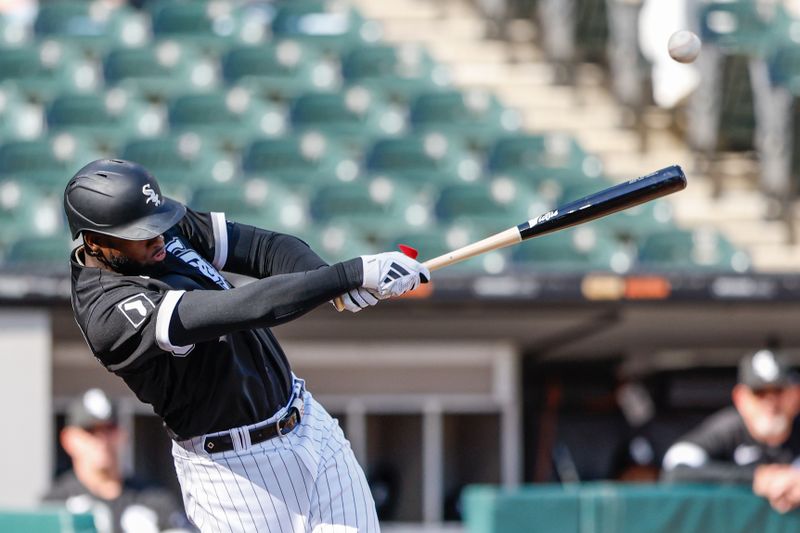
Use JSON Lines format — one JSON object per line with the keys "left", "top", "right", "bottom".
{"left": 165, "top": 259, "right": 362, "bottom": 346}
{"left": 223, "top": 222, "right": 330, "bottom": 278}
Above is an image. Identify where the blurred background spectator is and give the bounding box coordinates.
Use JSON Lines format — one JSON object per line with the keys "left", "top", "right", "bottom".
{"left": 43, "top": 389, "right": 191, "bottom": 533}
{"left": 662, "top": 349, "right": 800, "bottom": 511}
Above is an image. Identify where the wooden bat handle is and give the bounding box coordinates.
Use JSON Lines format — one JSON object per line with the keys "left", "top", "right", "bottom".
{"left": 421, "top": 227, "right": 521, "bottom": 271}
{"left": 333, "top": 227, "right": 522, "bottom": 312}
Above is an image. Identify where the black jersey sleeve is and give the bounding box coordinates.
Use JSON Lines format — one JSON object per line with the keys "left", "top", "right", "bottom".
{"left": 224, "top": 222, "right": 329, "bottom": 278}
{"left": 81, "top": 283, "right": 186, "bottom": 372}
{"left": 173, "top": 207, "right": 227, "bottom": 270}
{"left": 175, "top": 208, "right": 332, "bottom": 279}
{"left": 661, "top": 407, "right": 756, "bottom": 484}
{"left": 680, "top": 407, "right": 746, "bottom": 460}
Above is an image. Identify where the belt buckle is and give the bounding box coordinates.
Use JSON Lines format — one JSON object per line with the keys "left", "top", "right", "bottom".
{"left": 275, "top": 407, "right": 299, "bottom": 436}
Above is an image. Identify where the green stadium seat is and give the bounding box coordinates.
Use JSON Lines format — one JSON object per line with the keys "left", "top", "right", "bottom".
{"left": 300, "top": 224, "right": 379, "bottom": 263}
{"left": 511, "top": 227, "right": 630, "bottom": 273}
{"left": 434, "top": 178, "right": 548, "bottom": 231}
{"left": 0, "top": 137, "right": 99, "bottom": 188}
{"left": 309, "top": 178, "right": 426, "bottom": 237}
{"left": 47, "top": 92, "right": 163, "bottom": 150}
{"left": 290, "top": 89, "right": 405, "bottom": 149}
{"left": 104, "top": 42, "right": 219, "bottom": 99}
{"left": 33, "top": 1, "right": 150, "bottom": 55}
{"left": 150, "top": 1, "right": 266, "bottom": 52}
{"left": 487, "top": 133, "right": 601, "bottom": 177}
{"left": 4, "top": 233, "right": 74, "bottom": 269}
{"left": 593, "top": 200, "right": 674, "bottom": 239}
{"left": 769, "top": 43, "right": 800, "bottom": 95}
{"left": 222, "top": 41, "right": 340, "bottom": 99}
{"left": 487, "top": 168, "right": 610, "bottom": 212}
{"left": 0, "top": 180, "right": 67, "bottom": 245}
{"left": 271, "top": 1, "right": 379, "bottom": 54}
{"left": 700, "top": 0, "right": 779, "bottom": 55}
{"left": 410, "top": 90, "right": 522, "bottom": 148}
{"left": 364, "top": 134, "right": 479, "bottom": 186}
{"left": 241, "top": 133, "right": 357, "bottom": 190}
{"left": 0, "top": 42, "right": 99, "bottom": 101}
{"left": 342, "top": 44, "right": 449, "bottom": 102}
{"left": 0, "top": 86, "right": 45, "bottom": 140}
{"left": 637, "top": 228, "right": 750, "bottom": 272}
{"left": 0, "top": 17, "right": 31, "bottom": 48}
{"left": 190, "top": 179, "right": 308, "bottom": 232}
{"left": 168, "top": 89, "right": 286, "bottom": 149}
{"left": 121, "top": 135, "right": 237, "bottom": 202}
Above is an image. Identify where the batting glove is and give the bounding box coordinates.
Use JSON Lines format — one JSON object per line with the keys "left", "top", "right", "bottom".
{"left": 360, "top": 251, "right": 430, "bottom": 300}
{"left": 335, "top": 287, "right": 380, "bottom": 313}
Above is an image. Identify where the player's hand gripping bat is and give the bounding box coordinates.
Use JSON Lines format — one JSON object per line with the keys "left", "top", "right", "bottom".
{"left": 333, "top": 165, "right": 687, "bottom": 311}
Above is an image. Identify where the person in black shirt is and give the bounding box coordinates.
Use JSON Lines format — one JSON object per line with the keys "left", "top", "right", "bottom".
{"left": 44, "top": 388, "right": 191, "bottom": 532}
{"left": 63, "top": 159, "right": 430, "bottom": 532}
{"left": 662, "top": 349, "right": 800, "bottom": 512}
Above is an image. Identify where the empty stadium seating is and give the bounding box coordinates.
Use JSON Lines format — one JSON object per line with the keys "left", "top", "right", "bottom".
{"left": 222, "top": 41, "right": 339, "bottom": 98}
{"left": 104, "top": 42, "right": 219, "bottom": 99}
{"left": 190, "top": 178, "right": 309, "bottom": 233}
{"left": 168, "top": 89, "right": 286, "bottom": 148}
{"left": 342, "top": 44, "right": 449, "bottom": 101}
{"left": 0, "top": 0, "right": 748, "bottom": 274}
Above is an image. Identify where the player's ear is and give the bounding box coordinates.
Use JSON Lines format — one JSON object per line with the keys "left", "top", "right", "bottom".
{"left": 83, "top": 232, "right": 106, "bottom": 257}
{"left": 732, "top": 384, "right": 748, "bottom": 411}
{"left": 60, "top": 426, "right": 82, "bottom": 455}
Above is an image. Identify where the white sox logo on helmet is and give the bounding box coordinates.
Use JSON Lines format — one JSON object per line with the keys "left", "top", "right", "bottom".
{"left": 142, "top": 184, "right": 161, "bottom": 207}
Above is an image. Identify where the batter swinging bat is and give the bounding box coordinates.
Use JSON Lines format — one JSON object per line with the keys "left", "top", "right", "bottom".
{"left": 334, "top": 165, "right": 687, "bottom": 311}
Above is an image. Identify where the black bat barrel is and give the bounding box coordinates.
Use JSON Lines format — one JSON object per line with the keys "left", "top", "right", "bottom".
{"left": 517, "top": 165, "right": 687, "bottom": 240}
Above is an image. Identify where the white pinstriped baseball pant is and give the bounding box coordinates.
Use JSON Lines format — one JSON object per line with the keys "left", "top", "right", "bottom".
{"left": 172, "top": 387, "right": 380, "bottom": 532}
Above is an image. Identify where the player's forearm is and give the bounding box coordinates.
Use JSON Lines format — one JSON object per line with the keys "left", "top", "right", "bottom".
{"left": 168, "top": 259, "right": 362, "bottom": 344}
{"left": 661, "top": 463, "right": 756, "bottom": 485}
{"left": 225, "top": 223, "right": 328, "bottom": 278}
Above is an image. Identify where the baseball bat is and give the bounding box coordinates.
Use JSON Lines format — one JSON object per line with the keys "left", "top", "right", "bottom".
{"left": 334, "top": 165, "right": 687, "bottom": 311}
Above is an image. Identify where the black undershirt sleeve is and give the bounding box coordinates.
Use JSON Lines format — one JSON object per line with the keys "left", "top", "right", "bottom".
{"left": 660, "top": 408, "right": 756, "bottom": 485}
{"left": 167, "top": 258, "right": 363, "bottom": 345}
{"left": 224, "top": 223, "right": 330, "bottom": 278}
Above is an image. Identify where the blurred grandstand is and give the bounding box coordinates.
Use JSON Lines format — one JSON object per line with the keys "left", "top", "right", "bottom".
{"left": 2, "top": 0, "right": 800, "bottom": 532}
{"left": 0, "top": 0, "right": 755, "bottom": 274}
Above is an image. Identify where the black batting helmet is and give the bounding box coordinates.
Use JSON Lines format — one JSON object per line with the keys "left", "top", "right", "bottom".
{"left": 64, "top": 159, "right": 186, "bottom": 240}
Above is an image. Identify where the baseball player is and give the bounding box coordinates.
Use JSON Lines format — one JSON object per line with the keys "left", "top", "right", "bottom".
{"left": 662, "top": 349, "right": 800, "bottom": 512}
{"left": 44, "top": 388, "right": 191, "bottom": 533}
{"left": 63, "top": 159, "right": 430, "bottom": 532}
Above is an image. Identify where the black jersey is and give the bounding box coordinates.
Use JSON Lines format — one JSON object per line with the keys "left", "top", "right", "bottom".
{"left": 662, "top": 406, "right": 800, "bottom": 484}
{"left": 70, "top": 208, "right": 362, "bottom": 439}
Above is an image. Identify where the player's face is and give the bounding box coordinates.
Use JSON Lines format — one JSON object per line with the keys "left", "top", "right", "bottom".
{"left": 106, "top": 235, "right": 166, "bottom": 265}
{"left": 86, "top": 233, "right": 167, "bottom": 276}
{"left": 734, "top": 384, "right": 800, "bottom": 445}
{"left": 63, "top": 423, "right": 124, "bottom": 480}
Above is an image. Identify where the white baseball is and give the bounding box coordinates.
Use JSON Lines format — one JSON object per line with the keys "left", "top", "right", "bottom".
{"left": 668, "top": 30, "right": 701, "bottom": 64}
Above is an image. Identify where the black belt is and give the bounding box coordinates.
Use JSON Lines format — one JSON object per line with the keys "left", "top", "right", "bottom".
{"left": 203, "top": 405, "right": 301, "bottom": 454}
